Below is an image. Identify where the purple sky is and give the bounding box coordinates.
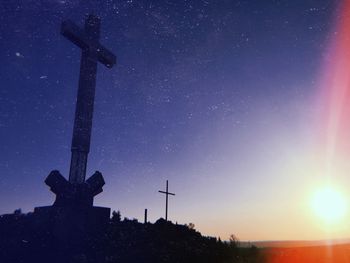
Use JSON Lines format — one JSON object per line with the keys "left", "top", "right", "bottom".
{"left": 0, "top": 0, "right": 340, "bottom": 240}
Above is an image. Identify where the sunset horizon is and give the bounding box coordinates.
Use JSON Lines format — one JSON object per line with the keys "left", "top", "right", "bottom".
{"left": 2, "top": 0, "right": 350, "bottom": 253}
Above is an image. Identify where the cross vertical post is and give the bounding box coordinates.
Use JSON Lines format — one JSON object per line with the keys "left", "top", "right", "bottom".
{"left": 144, "top": 208, "right": 148, "bottom": 224}
{"left": 60, "top": 14, "right": 116, "bottom": 184}
{"left": 158, "top": 180, "right": 175, "bottom": 221}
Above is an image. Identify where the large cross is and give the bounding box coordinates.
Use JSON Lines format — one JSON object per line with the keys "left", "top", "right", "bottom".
{"left": 61, "top": 14, "right": 116, "bottom": 184}
{"left": 44, "top": 14, "right": 116, "bottom": 208}
{"left": 158, "top": 180, "right": 175, "bottom": 221}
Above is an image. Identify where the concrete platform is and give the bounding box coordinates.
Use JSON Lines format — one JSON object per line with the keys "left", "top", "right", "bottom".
{"left": 34, "top": 205, "right": 110, "bottom": 246}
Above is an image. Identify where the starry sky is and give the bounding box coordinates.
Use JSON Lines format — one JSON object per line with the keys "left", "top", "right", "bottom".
{"left": 0, "top": 0, "right": 345, "bottom": 241}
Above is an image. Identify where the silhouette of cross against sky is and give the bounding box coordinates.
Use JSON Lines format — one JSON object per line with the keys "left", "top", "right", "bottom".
{"left": 0, "top": 0, "right": 342, "bottom": 241}
{"left": 61, "top": 14, "right": 116, "bottom": 184}
{"left": 159, "top": 180, "right": 175, "bottom": 221}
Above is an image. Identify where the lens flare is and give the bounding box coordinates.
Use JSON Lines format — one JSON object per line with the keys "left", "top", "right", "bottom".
{"left": 311, "top": 186, "right": 347, "bottom": 224}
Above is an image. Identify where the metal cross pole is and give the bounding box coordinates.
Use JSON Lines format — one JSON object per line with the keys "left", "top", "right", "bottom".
{"left": 61, "top": 14, "right": 116, "bottom": 184}
{"left": 144, "top": 208, "right": 148, "bottom": 224}
{"left": 158, "top": 180, "right": 175, "bottom": 221}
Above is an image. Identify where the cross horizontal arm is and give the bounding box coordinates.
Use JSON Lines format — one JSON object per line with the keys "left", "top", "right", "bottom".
{"left": 61, "top": 20, "right": 88, "bottom": 49}
{"left": 97, "top": 46, "right": 116, "bottom": 68}
{"left": 158, "top": 190, "right": 175, "bottom": 196}
{"left": 61, "top": 20, "right": 116, "bottom": 68}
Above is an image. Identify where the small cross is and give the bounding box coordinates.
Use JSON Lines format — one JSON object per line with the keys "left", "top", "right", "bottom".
{"left": 158, "top": 180, "right": 175, "bottom": 221}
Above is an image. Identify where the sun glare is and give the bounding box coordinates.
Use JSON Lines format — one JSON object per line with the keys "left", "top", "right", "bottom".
{"left": 311, "top": 186, "right": 348, "bottom": 224}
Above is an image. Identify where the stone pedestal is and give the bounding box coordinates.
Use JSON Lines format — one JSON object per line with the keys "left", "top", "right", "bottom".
{"left": 33, "top": 170, "right": 110, "bottom": 259}
{"left": 34, "top": 205, "right": 110, "bottom": 244}
{"left": 33, "top": 205, "right": 110, "bottom": 261}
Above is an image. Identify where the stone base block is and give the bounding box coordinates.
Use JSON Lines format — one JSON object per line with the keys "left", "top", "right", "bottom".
{"left": 33, "top": 206, "right": 110, "bottom": 247}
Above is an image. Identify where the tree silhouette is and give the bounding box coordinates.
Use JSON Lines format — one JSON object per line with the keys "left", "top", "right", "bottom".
{"left": 111, "top": 210, "right": 121, "bottom": 223}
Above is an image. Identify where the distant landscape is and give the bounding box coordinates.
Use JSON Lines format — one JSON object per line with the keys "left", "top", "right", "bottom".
{"left": 252, "top": 239, "right": 350, "bottom": 248}
{"left": 3, "top": 208, "right": 350, "bottom": 263}
{"left": 262, "top": 243, "right": 350, "bottom": 263}
{"left": 0, "top": 210, "right": 261, "bottom": 263}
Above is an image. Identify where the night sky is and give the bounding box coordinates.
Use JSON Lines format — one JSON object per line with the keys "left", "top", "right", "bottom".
{"left": 0, "top": 0, "right": 343, "bottom": 241}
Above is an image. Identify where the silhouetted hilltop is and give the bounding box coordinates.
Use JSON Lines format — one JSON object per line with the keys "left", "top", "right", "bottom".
{"left": 0, "top": 210, "right": 262, "bottom": 263}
